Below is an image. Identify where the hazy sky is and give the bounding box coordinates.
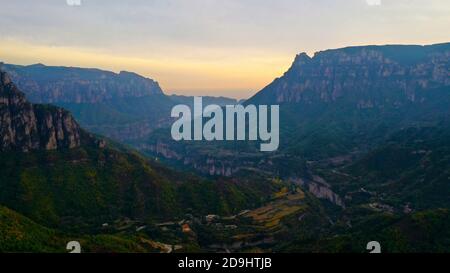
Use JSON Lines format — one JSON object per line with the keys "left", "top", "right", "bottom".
{"left": 0, "top": 0, "right": 449, "bottom": 98}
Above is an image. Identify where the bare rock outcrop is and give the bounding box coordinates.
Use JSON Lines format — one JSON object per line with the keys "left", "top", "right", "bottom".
{"left": 0, "top": 70, "right": 82, "bottom": 151}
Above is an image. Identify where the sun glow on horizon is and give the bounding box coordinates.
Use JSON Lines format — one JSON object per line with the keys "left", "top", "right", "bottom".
{"left": 1, "top": 0, "right": 449, "bottom": 99}
{"left": 0, "top": 39, "right": 292, "bottom": 99}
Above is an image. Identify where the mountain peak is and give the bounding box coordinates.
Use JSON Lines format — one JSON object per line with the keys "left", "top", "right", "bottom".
{"left": 119, "top": 70, "right": 141, "bottom": 77}
{"left": 0, "top": 71, "right": 83, "bottom": 152}
{"left": 250, "top": 43, "right": 450, "bottom": 104}
{"left": 294, "top": 52, "right": 312, "bottom": 64}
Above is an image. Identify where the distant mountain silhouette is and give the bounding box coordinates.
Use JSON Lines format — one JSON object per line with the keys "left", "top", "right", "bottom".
{"left": 2, "top": 63, "right": 163, "bottom": 103}
{"left": 249, "top": 43, "right": 450, "bottom": 105}
{"left": 144, "top": 43, "right": 450, "bottom": 175}
{"left": 2, "top": 64, "right": 239, "bottom": 143}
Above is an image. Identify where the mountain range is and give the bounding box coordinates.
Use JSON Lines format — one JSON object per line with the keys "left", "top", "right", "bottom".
{"left": 131, "top": 44, "right": 450, "bottom": 248}
{"left": 0, "top": 68, "right": 282, "bottom": 252}
{"left": 0, "top": 42, "right": 449, "bottom": 253}
{"left": 142, "top": 43, "right": 450, "bottom": 176}
{"left": 2, "top": 63, "right": 239, "bottom": 142}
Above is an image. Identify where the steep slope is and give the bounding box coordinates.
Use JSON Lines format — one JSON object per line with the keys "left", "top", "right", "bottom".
{"left": 1, "top": 63, "right": 173, "bottom": 142}
{"left": 278, "top": 208, "right": 450, "bottom": 253}
{"left": 322, "top": 125, "right": 450, "bottom": 211}
{"left": 0, "top": 206, "right": 157, "bottom": 253}
{"left": 0, "top": 71, "right": 88, "bottom": 152}
{"left": 249, "top": 43, "right": 450, "bottom": 105}
{"left": 249, "top": 43, "right": 450, "bottom": 158}
{"left": 1, "top": 63, "right": 241, "bottom": 143}
{"left": 2, "top": 63, "right": 163, "bottom": 103}
{"left": 142, "top": 43, "right": 450, "bottom": 177}
{"left": 0, "top": 69, "right": 279, "bottom": 232}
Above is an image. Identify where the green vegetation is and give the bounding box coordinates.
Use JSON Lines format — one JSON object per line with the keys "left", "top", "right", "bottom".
{"left": 279, "top": 209, "right": 450, "bottom": 253}
{"left": 0, "top": 144, "right": 280, "bottom": 233}
{"left": 0, "top": 206, "right": 158, "bottom": 253}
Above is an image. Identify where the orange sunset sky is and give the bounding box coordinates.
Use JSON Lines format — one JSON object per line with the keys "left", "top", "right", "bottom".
{"left": 1, "top": 0, "right": 449, "bottom": 99}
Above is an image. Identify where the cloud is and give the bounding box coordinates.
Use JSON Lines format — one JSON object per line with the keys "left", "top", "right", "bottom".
{"left": 0, "top": 0, "right": 449, "bottom": 97}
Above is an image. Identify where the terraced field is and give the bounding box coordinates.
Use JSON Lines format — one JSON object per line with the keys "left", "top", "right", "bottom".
{"left": 245, "top": 188, "right": 307, "bottom": 230}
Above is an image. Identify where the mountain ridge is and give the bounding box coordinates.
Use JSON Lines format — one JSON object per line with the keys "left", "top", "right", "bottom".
{"left": 249, "top": 42, "right": 450, "bottom": 105}
{"left": 2, "top": 63, "right": 164, "bottom": 103}
{"left": 142, "top": 43, "right": 449, "bottom": 179}
{"left": 1, "top": 43, "right": 450, "bottom": 252}
{"left": 0, "top": 70, "right": 88, "bottom": 151}
{"left": 1, "top": 63, "right": 241, "bottom": 143}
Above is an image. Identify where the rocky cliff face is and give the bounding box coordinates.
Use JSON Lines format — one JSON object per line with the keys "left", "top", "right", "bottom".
{"left": 143, "top": 43, "right": 450, "bottom": 180}
{"left": 2, "top": 64, "right": 163, "bottom": 103}
{"left": 0, "top": 70, "right": 82, "bottom": 151}
{"left": 250, "top": 43, "right": 450, "bottom": 105}
{"left": 1, "top": 63, "right": 169, "bottom": 143}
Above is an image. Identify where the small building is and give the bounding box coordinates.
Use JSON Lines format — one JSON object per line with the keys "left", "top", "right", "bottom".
{"left": 182, "top": 223, "right": 192, "bottom": 233}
